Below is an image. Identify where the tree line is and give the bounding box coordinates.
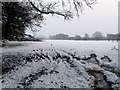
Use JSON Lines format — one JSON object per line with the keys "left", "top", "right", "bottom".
{"left": 49, "top": 32, "right": 120, "bottom": 41}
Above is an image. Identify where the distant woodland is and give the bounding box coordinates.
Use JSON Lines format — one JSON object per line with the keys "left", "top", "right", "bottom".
{"left": 49, "top": 32, "right": 120, "bottom": 41}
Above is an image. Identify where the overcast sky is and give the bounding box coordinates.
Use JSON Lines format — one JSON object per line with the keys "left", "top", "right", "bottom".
{"left": 26, "top": 0, "right": 119, "bottom": 38}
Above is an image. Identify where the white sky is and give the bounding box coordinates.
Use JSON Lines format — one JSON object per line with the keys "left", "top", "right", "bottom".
{"left": 26, "top": 0, "right": 119, "bottom": 38}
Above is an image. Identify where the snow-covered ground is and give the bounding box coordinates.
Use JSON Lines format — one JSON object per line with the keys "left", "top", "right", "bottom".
{"left": 2, "top": 40, "right": 119, "bottom": 64}
{"left": 1, "top": 40, "right": 120, "bottom": 89}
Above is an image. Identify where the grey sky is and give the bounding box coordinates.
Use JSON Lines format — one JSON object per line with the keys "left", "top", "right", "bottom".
{"left": 26, "top": 0, "right": 119, "bottom": 38}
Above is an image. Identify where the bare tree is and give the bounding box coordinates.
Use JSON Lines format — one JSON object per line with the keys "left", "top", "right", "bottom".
{"left": 92, "top": 31, "right": 103, "bottom": 40}
{"left": 84, "top": 33, "right": 89, "bottom": 40}
{"left": 2, "top": 0, "right": 97, "bottom": 40}
{"left": 74, "top": 35, "right": 81, "bottom": 40}
{"left": 26, "top": 0, "right": 97, "bottom": 36}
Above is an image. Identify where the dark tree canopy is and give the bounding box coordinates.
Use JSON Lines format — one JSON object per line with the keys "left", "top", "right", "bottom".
{"left": 2, "top": 2, "right": 31, "bottom": 39}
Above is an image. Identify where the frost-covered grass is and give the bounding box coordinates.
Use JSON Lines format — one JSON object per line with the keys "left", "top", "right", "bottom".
{"left": 2, "top": 48, "right": 95, "bottom": 88}
{"left": 2, "top": 40, "right": 119, "bottom": 64}
{"left": 1, "top": 40, "right": 119, "bottom": 89}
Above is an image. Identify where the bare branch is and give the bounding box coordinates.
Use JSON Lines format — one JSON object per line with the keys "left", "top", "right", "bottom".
{"left": 28, "top": 0, "right": 73, "bottom": 20}
{"left": 28, "top": 0, "right": 96, "bottom": 20}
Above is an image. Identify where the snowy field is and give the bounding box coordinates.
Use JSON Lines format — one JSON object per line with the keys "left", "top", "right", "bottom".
{"left": 1, "top": 40, "right": 120, "bottom": 89}
{"left": 2, "top": 40, "right": 119, "bottom": 64}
